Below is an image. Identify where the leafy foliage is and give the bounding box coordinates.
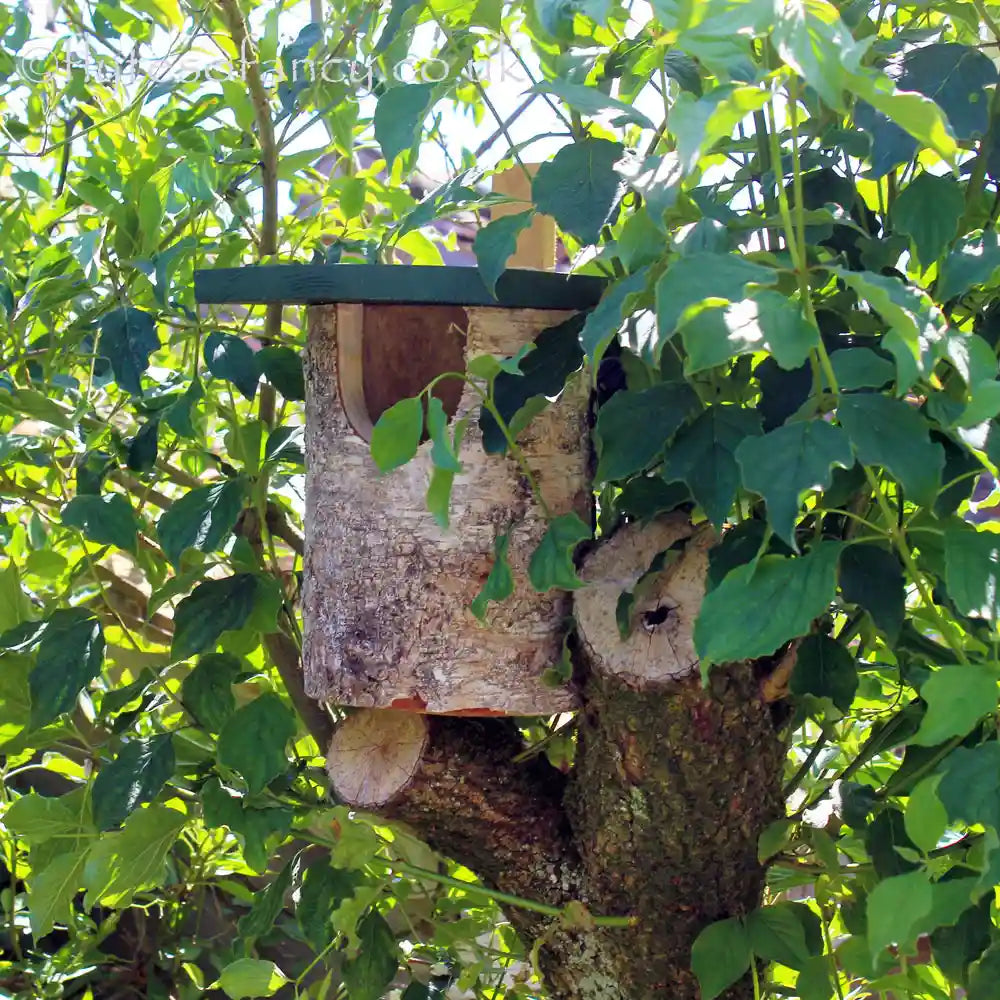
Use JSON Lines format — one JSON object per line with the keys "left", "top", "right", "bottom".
{"left": 6, "top": 0, "right": 1000, "bottom": 998}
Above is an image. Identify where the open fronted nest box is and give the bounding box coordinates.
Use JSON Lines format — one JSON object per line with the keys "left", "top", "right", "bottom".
{"left": 194, "top": 263, "right": 605, "bottom": 717}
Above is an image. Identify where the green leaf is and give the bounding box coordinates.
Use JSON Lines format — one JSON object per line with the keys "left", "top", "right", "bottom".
{"left": 528, "top": 512, "right": 591, "bottom": 592}
{"left": 473, "top": 211, "right": 533, "bottom": 297}
{"left": 181, "top": 652, "right": 241, "bottom": 731}
{"left": 890, "top": 173, "right": 964, "bottom": 269}
{"left": 4, "top": 792, "right": 84, "bottom": 842}
{"left": 92, "top": 734, "right": 175, "bottom": 830}
{"left": 579, "top": 268, "right": 650, "bottom": 365}
{"left": 257, "top": 346, "right": 305, "bottom": 401}
{"left": 98, "top": 307, "right": 160, "bottom": 395}
{"left": 795, "top": 957, "right": 834, "bottom": 1000}
{"left": 695, "top": 542, "right": 841, "bottom": 667}
{"left": 239, "top": 855, "right": 297, "bottom": 941}
{"left": 481, "top": 314, "right": 584, "bottom": 453}
{"left": 912, "top": 665, "right": 998, "bottom": 747}
{"left": 61, "top": 493, "right": 139, "bottom": 553}
{"left": 217, "top": 692, "right": 295, "bottom": 795}
{"left": 342, "top": 911, "right": 399, "bottom": 1000}
{"left": 532, "top": 138, "right": 624, "bottom": 245}
{"left": 736, "top": 420, "right": 853, "bottom": 546}
{"left": 904, "top": 775, "right": 947, "bottom": 853}
{"left": 938, "top": 743, "right": 1000, "bottom": 830}
{"left": 663, "top": 405, "right": 762, "bottom": 527}
{"left": 83, "top": 804, "right": 186, "bottom": 907}
{"left": 943, "top": 520, "right": 1000, "bottom": 621}
{"left": 837, "top": 394, "right": 944, "bottom": 505}
{"left": 838, "top": 544, "right": 905, "bottom": 639}
{"left": 746, "top": 901, "right": 818, "bottom": 970}
{"left": 156, "top": 478, "right": 247, "bottom": 568}
{"left": 866, "top": 870, "right": 933, "bottom": 960}
{"left": 772, "top": 0, "right": 866, "bottom": 111}
{"left": 530, "top": 81, "right": 654, "bottom": 129}
{"left": 830, "top": 348, "right": 895, "bottom": 390}
{"left": 0, "top": 563, "right": 32, "bottom": 634}
{"left": 671, "top": 86, "right": 770, "bottom": 173}
{"left": 470, "top": 532, "right": 515, "bottom": 621}
{"left": 789, "top": 633, "right": 858, "bottom": 714}
{"left": 937, "top": 232, "right": 1000, "bottom": 303}
{"left": 164, "top": 376, "right": 204, "bottom": 439}
{"left": 370, "top": 396, "right": 424, "bottom": 473}
{"left": 426, "top": 396, "right": 461, "bottom": 473}
{"left": 663, "top": 49, "right": 702, "bottom": 95}
{"left": 833, "top": 269, "right": 947, "bottom": 390}
{"left": 969, "top": 942, "right": 1000, "bottom": 1000}
{"left": 204, "top": 332, "right": 261, "bottom": 402}
{"left": 298, "top": 860, "right": 365, "bottom": 951}
{"left": 655, "top": 253, "right": 777, "bottom": 345}
{"left": 127, "top": 419, "right": 159, "bottom": 473}
{"left": 171, "top": 574, "right": 259, "bottom": 661}
{"left": 374, "top": 84, "right": 433, "bottom": 165}
{"left": 27, "top": 847, "right": 88, "bottom": 939}
{"left": 29, "top": 608, "right": 105, "bottom": 728}
{"left": 217, "top": 959, "right": 289, "bottom": 1000}
{"left": 594, "top": 382, "right": 697, "bottom": 482}
{"left": 201, "top": 779, "right": 291, "bottom": 873}
{"left": 690, "top": 917, "right": 751, "bottom": 1000}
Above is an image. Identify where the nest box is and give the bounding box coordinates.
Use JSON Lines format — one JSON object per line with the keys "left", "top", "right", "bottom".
{"left": 194, "top": 263, "right": 604, "bottom": 716}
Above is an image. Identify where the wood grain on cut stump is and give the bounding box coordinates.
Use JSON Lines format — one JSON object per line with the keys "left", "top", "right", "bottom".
{"left": 326, "top": 709, "right": 429, "bottom": 809}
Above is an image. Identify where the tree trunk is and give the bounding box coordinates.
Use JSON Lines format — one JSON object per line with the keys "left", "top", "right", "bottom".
{"left": 326, "top": 518, "right": 787, "bottom": 1000}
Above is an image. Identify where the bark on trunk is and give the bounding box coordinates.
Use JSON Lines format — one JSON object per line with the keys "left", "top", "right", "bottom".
{"left": 325, "top": 519, "right": 786, "bottom": 1000}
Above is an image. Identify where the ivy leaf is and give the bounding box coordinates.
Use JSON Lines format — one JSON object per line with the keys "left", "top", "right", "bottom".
{"left": 61, "top": 493, "right": 138, "bottom": 553}
{"left": 594, "top": 382, "right": 698, "bottom": 482}
{"left": 171, "top": 574, "right": 259, "bottom": 661}
{"left": 737, "top": 420, "right": 853, "bottom": 546}
{"left": 695, "top": 542, "right": 842, "bottom": 667}
{"left": 531, "top": 80, "right": 654, "bottom": 129}
{"left": 217, "top": 959, "right": 288, "bottom": 1000}
{"left": 655, "top": 253, "right": 777, "bottom": 345}
{"left": 937, "top": 231, "right": 1000, "bottom": 303}
{"left": 745, "top": 901, "right": 817, "bottom": 970}
{"left": 470, "top": 532, "right": 515, "bottom": 621}
{"left": 912, "top": 665, "right": 998, "bottom": 747}
{"left": 257, "top": 346, "right": 305, "bottom": 401}
{"left": 217, "top": 692, "right": 296, "bottom": 794}
{"left": 29, "top": 608, "right": 105, "bottom": 728}
{"left": 532, "top": 138, "right": 625, "bottom": 244}
{"left": 890, "top": 173, "right": 964, "bottom": 269}
{"left": 181, "top": 652, "right": 241, "bottom": 732}
{"left": 943, "top": 520, "right": 1000, "bottom": 621}
{"left": 370, "top": 396, "right": 423, "bottom": 473}
{"left": 92, "top": 734, "right": 175, "bottom": 830}
{"left": 204, "top": 332, "right": 260, "bottom": 402}
{"left": 156, "top": 478, "right": 247, "bottom": 568}
{"left": 838, "top": 394, "right": 944, "bottom": 505}
{"left": 473, "top": 212, "right": 533, "bottom": 296}
{"left": 342, "top": 911, "right": 399, "bottom": 1000}
{"left": 867, "top": 870, "right": 933, "bottom": 960}
{"left": 528, "top": 513, "right": 591, "bottom": 592}
{"left": 97, "top": 307, "right": 160, "bottom": 395}
{"left": 663, "top": 405, "right": 762, "bottom": 527}
{"left": 839, "top": 544, "right": 905, "bottom": 639}
{"left": 690, "top": 917, "right": 751, "bottom": 1000}
{"left": 374, "top": 84, "right": 433, "bottom": 165}
{"left": 790, "top": 633, "right": 858, "bottom": 714}
{"left": 580, "top": 268, "right": 649, "bottom": 365}
{"left": 938, "top": 743, "right": 1000, "bottom": 831}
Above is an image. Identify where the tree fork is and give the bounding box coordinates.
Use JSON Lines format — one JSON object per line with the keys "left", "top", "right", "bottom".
{"left": 325, "top": 519, "right": 786, "bottom": 1000}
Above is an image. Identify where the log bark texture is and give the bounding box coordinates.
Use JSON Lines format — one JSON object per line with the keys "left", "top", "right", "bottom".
{"left": 326, "top": 519, "right": 786, "bottom": 1000}
{"left": 303, "top": 302, "right": 588, "bottom": 715}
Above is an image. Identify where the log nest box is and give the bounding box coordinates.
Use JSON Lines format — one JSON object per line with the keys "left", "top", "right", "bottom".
{"left": 194, "top": 264, "right": 605, "bottom": 717}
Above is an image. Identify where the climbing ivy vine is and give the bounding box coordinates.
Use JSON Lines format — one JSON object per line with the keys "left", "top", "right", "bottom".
{"left": 4, "top": 0, "right": 1000, "bottom": 997}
